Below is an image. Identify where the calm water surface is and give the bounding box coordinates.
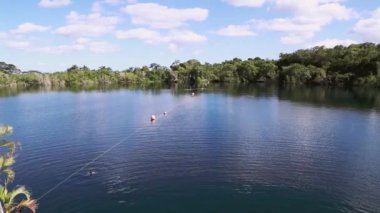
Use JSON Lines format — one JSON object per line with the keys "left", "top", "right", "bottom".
{"left": 0, "top": 85, "right": 379, "bottom": 212}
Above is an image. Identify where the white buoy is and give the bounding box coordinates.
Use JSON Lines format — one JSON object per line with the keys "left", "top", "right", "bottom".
{"left": 150, "top": 115, "right": 156, "bottom": 121}
{"left": 192, "top": 92, "right": 195, "bottom": 97}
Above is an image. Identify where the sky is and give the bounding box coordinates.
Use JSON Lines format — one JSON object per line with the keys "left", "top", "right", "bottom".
{"left": 0, "top": 0, "right": 379, "bottom": 72}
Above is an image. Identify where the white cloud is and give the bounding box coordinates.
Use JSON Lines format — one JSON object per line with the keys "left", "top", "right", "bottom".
{"left": 0, "top": 34, "right": 32, "bottom": 50}
{"left": 55, "top": 11, "right": 120, "bottom": 37}
{"left": 252, "top": 0, "right": 357, "bottom": 44}
{"left": 12, "top": 22, "right": 50, "bottom": 34}
{"left": 353, "top": 7, "right": 380, "bottom": 43}
{"left": 0, "top": 32, "right": 29, "bottom": 49}
{"left": 169, "top": 30, "right": 207, "bottom": 44}
{"left": 318, "top": 0, "right": 345, "bottom": 3}
{"left": 39, "top": 0, "right": 71, "bottom": 8}
{"left": 253, "top": 18, "right": 319, "bottom": 44}
{"left": 309, "top": 38, "right": 358, "bottom": 48}
{"left": 168, "top": 43, "right": 178, "bottom": 52}
{"left": 216, "top": 25, "right": 256, "bottom": 37}
{"left": 0, "top": 32, "right": 7, "bottom": 39}
{"left": 5, "top": 41, "right": 31, "bottom": 49}
{"left": 116, "top": 28, "right": 206, "bottom": 50}
{"left": 121, "top": 3, "right": 208, "bottom": 29}
{"left": 33, "top": 38, "right": 118, "bottom": 53}
{"left": 222, "top": 0, "right": 344, "bottom": 8}
{"left": 275, "top": 0, "right": 357, "bottom": 22}
{"left": 115, "top": 28, "right": 167, "bottom": 43}
{"left": 91, "top": 1, "right": 102, "bottom": 13}
{"left": 105, "top": 0, "right": 124, "bottom": 5}
{"left": 38, "top": 44, "right": 85, "bottom": 53}
{"left": 254, "top": 18, "right": 320, "bottom": 33}
{"left": 87, "top": 41, "right": 119, "bottom": 53}
{"left": 1, "top": 34, "right": 118, "bottom": 54}
{"left": 223, "top": 0, "right": 266, "bottom": 7}
{"left": 280, "top": 33, "right": 315, "bottom": 44}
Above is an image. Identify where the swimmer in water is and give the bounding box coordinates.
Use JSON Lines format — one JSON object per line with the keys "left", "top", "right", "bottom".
{"left": 87, "top": 170, "right": 97, "bottom": 176}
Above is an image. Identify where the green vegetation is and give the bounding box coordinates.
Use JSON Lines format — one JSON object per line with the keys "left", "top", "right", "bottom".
{"left": 278, "top": 43, "right": 380, "bottom": 87}
{"left": 1, "top": 43, "right": 379, "bottom": 88}
{"left": 0, "top": 125, "right": 37, "bottom": 213}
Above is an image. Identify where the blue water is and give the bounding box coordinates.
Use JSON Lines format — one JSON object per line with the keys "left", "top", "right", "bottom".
{"left": 0, "top": 86, "right": 379, "bottom": 212}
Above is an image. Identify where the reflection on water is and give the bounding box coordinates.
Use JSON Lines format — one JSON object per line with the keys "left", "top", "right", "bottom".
{"left": 0, "top": 84, "right": 379, "bottom": 212}
{"left": 0, "top": 83, "right": 171, "bottom": 97}
{"left": 278, "top": 85, "right": 380, "bottom": 111}
{"left": 2, "top": 84, "right": 379, "bottom": 111}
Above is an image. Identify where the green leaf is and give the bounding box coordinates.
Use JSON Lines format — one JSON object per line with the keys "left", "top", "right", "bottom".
{"left": 3, "top": 156, "right": 15, "bottom": 168}
{"left": 0, "top": 126, "right": 13, "bottom": 136}
{"left": 0, "top": 140, "right": 17, "bottom": 155}
{"left": 3, "top": 168, "right": 15, "bottom": 184}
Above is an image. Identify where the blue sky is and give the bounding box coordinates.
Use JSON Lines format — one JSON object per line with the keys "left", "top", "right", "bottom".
{"left": 0, "top": 0, "right": 379, "bottom": 72}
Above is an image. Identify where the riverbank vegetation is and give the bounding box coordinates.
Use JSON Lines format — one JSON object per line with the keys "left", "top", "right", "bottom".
{"left": 0, "top": 125, "right": 37, "bottom": 213}
{"left": 1, "top": 43, "right": 379, "bottom": 88}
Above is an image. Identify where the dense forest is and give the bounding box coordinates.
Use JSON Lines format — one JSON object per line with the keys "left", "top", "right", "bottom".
{"left": 1, "top": 43, "right": 380, "bottom": 88}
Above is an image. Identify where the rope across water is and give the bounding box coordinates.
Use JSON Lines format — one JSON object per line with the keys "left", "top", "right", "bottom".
{"left": 37, "top": 96, "right": 192, "bottom": 201}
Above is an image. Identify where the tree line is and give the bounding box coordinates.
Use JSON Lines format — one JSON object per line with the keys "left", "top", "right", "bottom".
{"left": 1, "top": 43, "right": 379, "bottom": 88}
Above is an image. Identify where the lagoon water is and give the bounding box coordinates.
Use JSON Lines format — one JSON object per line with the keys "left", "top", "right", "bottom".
{"left": 0, "top": 85, "right": 380, "bottom": 212}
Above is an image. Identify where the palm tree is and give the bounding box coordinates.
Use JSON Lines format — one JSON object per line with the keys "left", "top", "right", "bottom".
{"left": 0, "top": 125, "right": 37, "bottom": 213}
{"left": 0, "top": 186, "right": 37, "bottom": 213}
